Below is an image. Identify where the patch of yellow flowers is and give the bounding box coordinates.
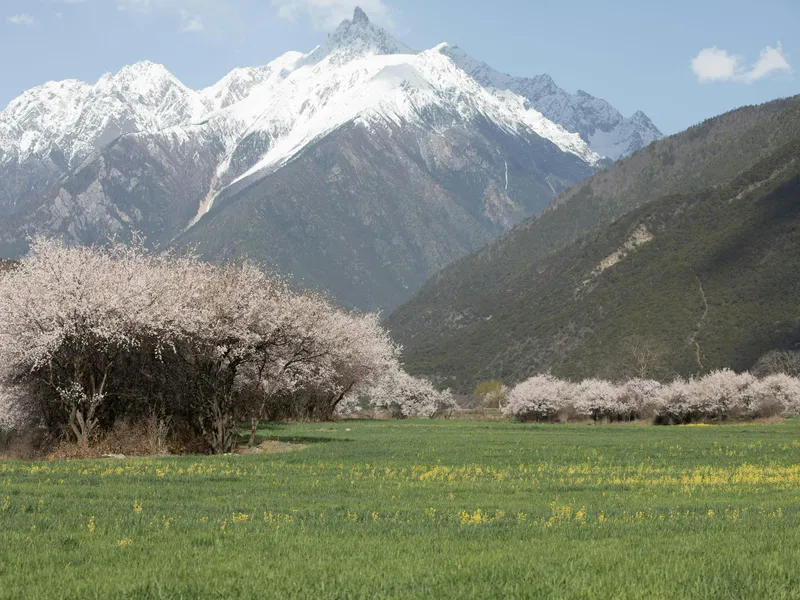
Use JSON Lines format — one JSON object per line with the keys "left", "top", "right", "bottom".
{"left": 6, "top": 455, "right": 800, "bottom": 493}
{"left": 457, "top": 508, "right": 506, "bottom": 525}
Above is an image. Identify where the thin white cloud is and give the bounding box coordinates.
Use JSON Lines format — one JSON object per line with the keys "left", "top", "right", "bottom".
{"left": 117, "top": 0, "right": 234, "bottom": 34}
{"left": 272, "top": 0, "right": 393, "bottom": 30}
{"left": 8, "top": 14, "right": 37, "bottom": 26}
{"left": 179, "top": 10, "right": 203, "bottom": 32}
{"left": 117, "top": 0, "right": 180, "bottom": 14}
{"left": 691, "top": 42, "right": 791, "bottom": 84}
{"left": 744, "top": 43, "right": 792, "bottom": 83}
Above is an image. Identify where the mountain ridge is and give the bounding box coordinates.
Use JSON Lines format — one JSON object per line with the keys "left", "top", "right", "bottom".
{"left": 435, "top": 44, "right": 662, "bottom": 160}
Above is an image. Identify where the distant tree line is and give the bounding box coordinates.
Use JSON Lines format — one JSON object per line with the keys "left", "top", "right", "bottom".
{"left": 503, "top": 371, "right": 800, "bottom": 424}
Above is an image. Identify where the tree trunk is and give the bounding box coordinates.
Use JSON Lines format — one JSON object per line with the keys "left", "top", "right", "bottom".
{"left": 249, "top": 419, "right": 259, "bottom": 448}
{"left": 209, "top": 394, "right": 235, "bottom": 455}
{"left": 68, "top": 406, "right": 82, "bottom": 447}
{"left": 75, "top": 409, "right": 90, "bottom": 449}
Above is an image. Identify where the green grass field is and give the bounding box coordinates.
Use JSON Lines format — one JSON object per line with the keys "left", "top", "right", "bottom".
{"left": 3, "top": 419, "right": 800, "bottom": 599}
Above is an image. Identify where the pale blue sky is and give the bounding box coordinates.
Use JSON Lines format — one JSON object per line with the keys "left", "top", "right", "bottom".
{"left": 2, "top": 0, "right": 797, "bottom": 134}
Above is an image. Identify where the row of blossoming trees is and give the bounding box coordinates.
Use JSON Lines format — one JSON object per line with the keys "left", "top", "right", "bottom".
{"left": 0, "top": 239, "right": 454, "bottom": 454}
{"left": 503, "top": 372, "right": 800, "bottom": 423}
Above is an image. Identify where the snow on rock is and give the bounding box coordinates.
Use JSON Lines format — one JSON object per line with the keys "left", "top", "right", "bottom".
{"left": 589, "top": 110, "right": 663, "bottom": 160}
{"left": 0, "top": 6, "right": 659, "bottom": 221}
{"left": 200, "top": 51, "right": 305, "bottom": 111}
{"left": 228, "top": 43, "right": 600, "bottom": 187}
{"left": 0, "top": 79, "right": 91, "bottom": 163}
{"left": 435, "top": 44, "right": 662, "bottom": 159}
{"left": 0, "top": 60, "right": 208, "bottom": 168}
{"left": 299, "top": 7, "right": 415, "bottom": 68}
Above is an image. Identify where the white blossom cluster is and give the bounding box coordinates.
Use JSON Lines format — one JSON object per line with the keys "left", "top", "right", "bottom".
{"left": 504, "top": 370, "right": 800, "bottom": 424}
{"left": 359, "top": 366, "right": 456, "bottom": 419}
{"left": 0, "top": 238, "right": 448, "bottom": 453}
{"left": 504, "top": 374, "right": 575, "bottom": 422}
{"left": 0, "top": 383, "right": 33, "bottom": 434}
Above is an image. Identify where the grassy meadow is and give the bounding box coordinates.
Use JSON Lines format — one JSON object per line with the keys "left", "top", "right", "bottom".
{"left": 3, "top": 419, "right": 800, "bottom": 598}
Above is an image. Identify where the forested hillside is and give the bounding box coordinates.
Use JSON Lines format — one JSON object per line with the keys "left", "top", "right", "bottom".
{"left": 388, "top": 96, "right": 800, "bottom": 353}
{"left": 389, "top": 133, "right": 800, "bottom": 391}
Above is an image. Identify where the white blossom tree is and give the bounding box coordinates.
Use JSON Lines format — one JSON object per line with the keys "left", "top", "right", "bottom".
{"left": 619, "top": 379, "right": 662, "bottom": 420}
{"left": 751, "top": 374, "right": 800, "bottom": 417}
{"left": 575, "top": 379, "right": 625, "bottom": 421}
{"left": 0, "top": 238, "right": 166, "bottom": 447}
{"left": 0, "top": 238, "right": 417, "bottom": 454}
{"left": 0, "top": 382, "right": 33, "bottom": 437}
{"left": 503, "top": 374, "right": 576, "bottom": 422}
{"left": 365, "top": 366, "right": 455, "bottom": 419}
{"left": 653, "top": 378, "right": 697, "bottom": 424}
{"left": 689, "top": 369, "right": 756, "bottom": 420}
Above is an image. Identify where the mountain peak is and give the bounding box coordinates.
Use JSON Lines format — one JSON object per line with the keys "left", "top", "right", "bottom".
{"left": 630, "top": 110, "right": 656, "bottom": 126}
{"left": 300, "top": 7, "right": 413, "bottom": 66}
{"left": 107, "top": 61, "right": 181, "bottom": 94}
{"left": 352, "top": 7, "right": 369, "bottom": 24}
{"left": 117, "top": 60, "right": 171, "bottom": 78}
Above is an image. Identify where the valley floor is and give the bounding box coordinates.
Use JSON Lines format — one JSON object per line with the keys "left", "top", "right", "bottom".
{"left": 3, "top": 420, "right": 800, "bottom": 598}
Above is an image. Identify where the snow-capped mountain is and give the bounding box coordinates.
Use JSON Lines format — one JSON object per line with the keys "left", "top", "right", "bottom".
{"left": 436, "top": 44, "right": 662, "bottom": 160}
{"left": 209, "top": 41, "right": 599, "bottom": 189}
{"left": 200, "top": 56, "right": 302, "bottom": 112}
{"left": 0, "top": 8, "right": 659, "bottom": 310}
{"left": 0, "top": 60, "right": 211, "bottom": 219}
{"left": 0, "top": 61, "right": 206, "bottom": 168}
